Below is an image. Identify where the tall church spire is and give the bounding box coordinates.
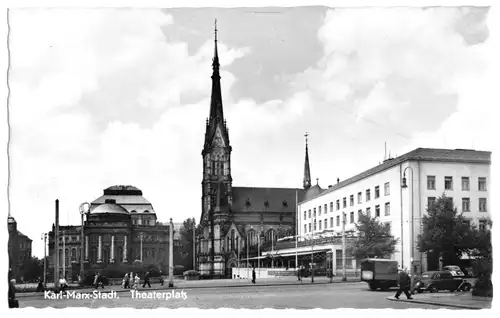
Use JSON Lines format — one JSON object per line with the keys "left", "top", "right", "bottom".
{"left": 209, "top": 18, "right": 223, "bottom": 122}
{"left": 303, "top": 133, "right": 311, "bottom": 189}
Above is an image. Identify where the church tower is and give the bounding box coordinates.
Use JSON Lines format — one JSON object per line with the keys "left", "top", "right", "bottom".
{"left": 200, "top": 20, "right": 232, "bottom": 277}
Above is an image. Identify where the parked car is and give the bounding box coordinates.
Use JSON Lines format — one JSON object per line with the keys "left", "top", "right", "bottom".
{"left": 413, "top": 271, "right": 471, "bottom": 293}
{"left": 442, "top": 265, "right": 465, "bottom": 277}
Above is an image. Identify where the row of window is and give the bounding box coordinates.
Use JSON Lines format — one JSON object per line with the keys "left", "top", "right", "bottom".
{"left": 428, "top": 197, "right": 488, "bottom": 212}
{"left": 428, "top": 176, "right": 487, "bottom": 191}
{"left": 303, "top": 203, "right": 391, "bottom": 233}
{"left": 303, "top": 183, "right": 391, "bottom": 220}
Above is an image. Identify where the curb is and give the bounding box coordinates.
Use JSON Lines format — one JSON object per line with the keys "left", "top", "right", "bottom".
{"left": 17, "top": 279, "right": 362, "bottom": 298}
{"left": 386, "top": 296, "right": 483, "bottom": 310}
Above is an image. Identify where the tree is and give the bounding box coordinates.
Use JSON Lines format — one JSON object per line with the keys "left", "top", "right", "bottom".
{"left": 417, "top": 194, "right": 473, "bottom": 268}
{"left": 347, "top": 213, "right": 399, "bottom": 260}
{"left": 178, "top": 218, "right": 196, "bottom": 270}
{"left": 18, "top": 257, "right": 44, "bottom": 282}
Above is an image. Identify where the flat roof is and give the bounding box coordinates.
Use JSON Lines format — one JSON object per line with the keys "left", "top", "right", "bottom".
{"left": 301, "top": 147, "right": 491, "bottom": 204}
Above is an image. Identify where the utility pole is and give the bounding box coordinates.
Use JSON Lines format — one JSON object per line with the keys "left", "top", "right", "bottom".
{"left": 62, "top": 230, "right": 65, "bottom": 278}
{"left": 246, "top": 233, "right": 249, "bottom": 279}
{"left": 342, "top": 212, "right": 347, "bottom": 281}
{"left": 311, "top": 214, "right": 315, "bottom": 283}
{"left": 169, "top": 218, "right": 174, "bottom": 287}
{"left": 54, "top": 199, "right": 60, "bottom": 288}
{"left": 41, "top": 233, "right": 47, "bottom": 286}
{"left": 192, "top": 219, "right": 196, "bottom": 271}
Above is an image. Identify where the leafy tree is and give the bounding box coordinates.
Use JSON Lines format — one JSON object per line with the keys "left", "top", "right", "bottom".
{"left": 347, "top": 213, "right": 399, "bottom": 260}
{"left": 417, "top": 194, "right": 473, "bottom": 267}
{"left": 178, "top": 218, "right": 196, "bottom": 270}
{"left": 18, "top": 257, "right": 44, "bottom": 282}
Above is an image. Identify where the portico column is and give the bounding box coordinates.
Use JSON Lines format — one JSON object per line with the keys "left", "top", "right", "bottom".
{"left": 85, "top": 236, "right": 89, "bottom": 261}
{"left": 123, "top": 235, "right": 128, "bottom": 263}
{"left": 97, "top": 235, "right": 102, "bottom": 263}
{"left": 110, "top": 235, "right": 115, "bottom": 263}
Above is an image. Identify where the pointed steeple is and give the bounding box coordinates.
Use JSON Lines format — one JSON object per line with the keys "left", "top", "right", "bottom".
{"left": 303, "top": 133, "right": 311, "bottom": 189}
{"left": 209, "top": 18, "right": 223, "bottom": 122}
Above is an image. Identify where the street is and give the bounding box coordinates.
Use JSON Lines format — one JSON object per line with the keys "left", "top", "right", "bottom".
{"left": 17, "top": 281, "right": 456, "bottom": 309}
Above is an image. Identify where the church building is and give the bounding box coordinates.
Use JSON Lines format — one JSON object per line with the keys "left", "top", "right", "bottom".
{"left": 196, "top": 25, "right": 320, "bottom": 278}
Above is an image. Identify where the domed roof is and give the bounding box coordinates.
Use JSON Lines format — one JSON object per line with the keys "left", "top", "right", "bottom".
{"left": 90, "top": 199, "right": 129, "bottom": 215}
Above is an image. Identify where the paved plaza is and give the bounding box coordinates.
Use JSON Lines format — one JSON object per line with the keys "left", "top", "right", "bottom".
{"left": 17, "top": 281, "right": 462, "bottom": 309}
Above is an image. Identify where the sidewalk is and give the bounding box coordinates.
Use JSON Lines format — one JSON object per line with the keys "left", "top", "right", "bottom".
{"left": 16, "top": 275, "right": 361, "bottom": 298}
{"left": 387, "top": 292, "right": 492, "bottom": 310}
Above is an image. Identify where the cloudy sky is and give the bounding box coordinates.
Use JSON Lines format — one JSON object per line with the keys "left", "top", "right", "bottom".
{"left": 7, "top": 6, "right": 496, "bottom": 257}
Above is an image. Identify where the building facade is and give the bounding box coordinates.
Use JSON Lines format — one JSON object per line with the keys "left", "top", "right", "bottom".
{"left": 196, "top": 27, "right": 310, "bottom": 277}
{"left": 8, "top": 215, "right": 33, "bottom": 280}
{"left": 295, "top": 148, "right": 491, "bottom": 274}
{"left": 48, "top": 185, "right": 174, "bottom": 280}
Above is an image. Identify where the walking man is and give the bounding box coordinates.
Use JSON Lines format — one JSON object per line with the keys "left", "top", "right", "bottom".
{"left": 394, "top": 268, "right": 413, "bottom": 300}
{"left": 252, "top": 267, "right": 256, "bottom": 284}
{"left": 142, "top": 271, "right": 151, "bottom": 288}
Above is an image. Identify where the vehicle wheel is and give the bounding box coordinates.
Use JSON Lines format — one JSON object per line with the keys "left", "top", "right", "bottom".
{"left": 462, "top": 284, "right": 471, "bottom": 292}
{"left": 417, "top": 289, "right": 423, "bottom": 294}
{"left": 369, "top": 283, "right": 377, "bottom": 291}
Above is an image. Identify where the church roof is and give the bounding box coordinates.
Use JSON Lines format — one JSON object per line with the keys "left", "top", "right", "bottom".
{"left": 303, "top": 184, "right": 324, "bottom": 201}
{"left": 231, "top": 187, "right": 304, "bottom": 213}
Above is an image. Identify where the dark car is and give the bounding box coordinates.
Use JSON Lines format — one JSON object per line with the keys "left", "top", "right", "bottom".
{"left": 413, "top": 271, "right": 471, "bottom": 293}
{"left": 442, "top": 265, "right": 465, "bottom": 277}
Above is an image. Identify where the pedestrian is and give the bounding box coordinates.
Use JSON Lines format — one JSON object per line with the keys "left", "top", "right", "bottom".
{"left": 134, "top": 273, "right": 140, "bottom": 290}
{"left": 159, "top": 270, "right": 164, "bottom": 286}
{"left": 394, "top": 268, "right": 413, "bottom": 300}
{"left": 36, "top": 277, "right": 44, "bottom": 292}
{"left": 129, "top": 272, "right": 134, "bottom": 288}
{"left": 252, "top": 267, "right": 256, "bottom": 284}
{"left": 142, "top": 271, "right": 151, "bottom": 288}
{"left": 94, "top": 272, "right": 103, "bottom": 290}
{"left": 123, "top": 273, "right": 129, "bottom": 289}
{"left": 59, "top": 276, "right": 68, "bottom": 294}
{"left": 297, "top": 266, "right": 302, "bottom": 281}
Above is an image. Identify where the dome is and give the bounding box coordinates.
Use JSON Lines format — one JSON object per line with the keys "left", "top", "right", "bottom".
{"left": 90, "top": 199, "right": 129, "bottom": 215}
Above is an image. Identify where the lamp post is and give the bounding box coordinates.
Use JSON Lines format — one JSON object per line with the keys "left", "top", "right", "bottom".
{"left": 41, "top": 233, "right": 48, "bottom": 286}
{"left": 402, "top": 166, "right": 415, "bottom": 291}
{"left": 311, "top": 214, "right": 315, "bottom": 283}
{"left": 192, "top": 220, "right": 196, "bottom": 271}
{"left": 169, "top": 218, "right": 174, "bottom": 287}
{"left": 79, "top": 203, "right": 90, "bottom": 281}
{"left": 62, "top": 229, "right": 65, "bottom": 278}
{"left": 342, "top": 212, "right": 347, "bottom": 281}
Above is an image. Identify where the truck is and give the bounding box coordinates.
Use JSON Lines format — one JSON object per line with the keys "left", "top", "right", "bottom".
{"left": 360, "top": 258, "right": 399, "bottom": 291}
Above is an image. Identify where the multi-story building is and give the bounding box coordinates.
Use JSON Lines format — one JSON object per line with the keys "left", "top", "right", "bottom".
{"left": 295, "top": 148, "right": 490, "bottom": 274}
{"left": 8, "top": 215, "right": 33, "bottom": 280}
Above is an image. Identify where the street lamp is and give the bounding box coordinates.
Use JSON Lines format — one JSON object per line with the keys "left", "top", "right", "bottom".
{"left": 79, "top": 202, "right": 90, "bottom": 281}
{"left": 169, "top": 218, "right": 174, "bottom": 287}
{"left": 342, "top": 212, "right": 347, "bottom": 281}
{"left": 402, "top": 166, "right": 415, "bottom": 290}
{"left": 41, "top": 233, "right": 48, "bottom": 287}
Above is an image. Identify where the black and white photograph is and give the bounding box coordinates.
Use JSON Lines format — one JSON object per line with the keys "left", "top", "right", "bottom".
{"left": 2, "top": 0, "right": 497, "bottom": 311}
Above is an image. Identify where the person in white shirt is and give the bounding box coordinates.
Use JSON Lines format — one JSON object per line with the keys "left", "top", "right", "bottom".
{"left": 59, "top": 276, "right": 68, "bottom": 293}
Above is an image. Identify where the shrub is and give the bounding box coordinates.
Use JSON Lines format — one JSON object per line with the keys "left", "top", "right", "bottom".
{"left": 183, "top": 270, "right": 200, "bottom": 277}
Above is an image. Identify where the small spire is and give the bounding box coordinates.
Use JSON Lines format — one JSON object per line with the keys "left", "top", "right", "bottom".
{"left": 303, "top": 132, "right": 311, "bottom": 189}
{"left": 316, "top": 178, "right": 319, "bottom": 186}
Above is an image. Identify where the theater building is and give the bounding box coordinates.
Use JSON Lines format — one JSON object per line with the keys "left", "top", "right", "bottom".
{"left": 48, "top": 185, "right": 174, "bottom": 280}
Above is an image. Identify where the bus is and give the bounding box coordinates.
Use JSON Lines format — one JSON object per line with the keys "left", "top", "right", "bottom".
{"left": 360, "top": 258, "right": 399, "bottom": 291}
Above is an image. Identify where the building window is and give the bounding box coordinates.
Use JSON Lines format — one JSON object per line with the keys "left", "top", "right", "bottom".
{"left": 324, "top": 204, "right": 327, "bottom": 214}
{"left": 358, "top": 209, "right": 362, "bottom": 218}
{"left": 313, "top": 209, "right": 316, "bottom": 218}
{"left": 366, "top": 207, "right": 371, "bottom": 218}
{"left": 343, "top": 198, "right": 347, "bottom": 208}
{"left": 463, "top": 219, "right": 471, "bottom": 228}
{"left": 479, "top": 198, "right": 487, "bottom": 212}
{"left": 349, "top": 195, "right": 354, "bottom": 206}
{"left": 336, "top": 200, "right": 340, "bottom": 210}
{"left": 304, "top": 211, "right": 306, "bottom": 220}
{"left": 445, "top": 176, "right": 453, "bottom": 190}
{"left": 366, "top": 189, "right": 371, "bottom": 201}
{"left": 385, "top": 202, "right": 390, "bottom": 216}
{"left": 358, "top": 192, "right": 362, "bottom": 204}
{"left": 461, "top": 177, "right": 470, "bottom": 191}
{"left": 318, "top": 206, "right": 322, "bottom": 216}
{"left": 330, "top": 217, "right": 333, "bottom": 227}
{"left": 304, "top": 225, "right": 307, "bottom": 233}
{"left": 350, "top": 212, "right": 354, "bottom": 223}
{"left": 324, "top": 218, "right": 327, "bottom": 228}
{"left": 308, "top": 224, "right": 311, "bottom": 232}
{"left": 375, "top": 186, "right": 380, "bottom": 199}
{"left": 314, "top": 220, "right": 317, "bottom": 231}
{"left": 375, "top": 205, "right": 380, "bottom": 218}
{"left": 319, "top": 220, "right": 322, "bottom": 230}
{"left": 478, "top": 177, "right": 487, "bottom": 191}
{"left": 308, "top": 210, "right": 311, "bottom": 218}
{"left": 336, "top": 216, "right": 340, "bottom": 227}
{"left": 462, "top": 198, "right": 470, "bottom": 212}
{"left": 428, "top": 197, "right": 436, "bottom": 208}
{"left": 427, "top": 176, "right": 436, "bottom": 190}
{"left": 479, "top": 220, "right": 487, "bottom": 231}
{"left": 330, "top": 202, "right": 333, "bottom": 212}
{"left": 384, "top": 182, "right": 390, "bottom": 196}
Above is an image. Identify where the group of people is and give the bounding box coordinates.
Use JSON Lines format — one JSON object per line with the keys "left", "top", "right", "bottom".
{"left": 122, "top": 271, "right": 161, "bottom": 290}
